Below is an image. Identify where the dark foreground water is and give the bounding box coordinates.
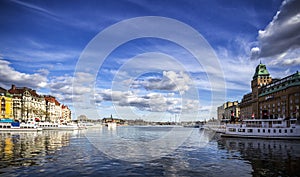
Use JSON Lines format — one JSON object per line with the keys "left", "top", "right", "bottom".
{"left": 0, "top": 126, "right": 299, "bottom": 177}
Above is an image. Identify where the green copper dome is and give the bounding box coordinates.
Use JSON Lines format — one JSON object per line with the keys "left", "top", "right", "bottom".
{"left": 253, "top": 62, "right": 270, "bottom": 79}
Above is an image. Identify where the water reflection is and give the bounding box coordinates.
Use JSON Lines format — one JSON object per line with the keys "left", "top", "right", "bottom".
{"left": 218, "top": 137, "right": 300, "bottom": 176}
{"left": 0, "top": 131, "right": 76, "bottom": 169}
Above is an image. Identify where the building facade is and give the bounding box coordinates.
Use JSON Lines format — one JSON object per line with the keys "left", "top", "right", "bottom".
{"left": 61, "top": 105, "right": 71, "bottom": 123}
{"left": 0, "top": 87, "right": 13, "bottom": 119}
{"left": 217, "top": 101, "right": 240, "bottom": 121}
{"left": 8, "top": 85, "right": 46, "bottom": 121}
{"left": 0, "top": 85, "right": 72, "bottom": 123}
{"left": 239, "top": 63, "right": 300, "bottom": 119}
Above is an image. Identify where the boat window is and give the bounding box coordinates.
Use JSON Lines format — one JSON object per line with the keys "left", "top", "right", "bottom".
{"left": 285, "top": 129, "right": 287, "bottom": 133}
{"left": 263, "top": 129, "right": 265, "bottom": 133}
{"left": 290, "top": 129, "right": 293, "bottom": 133}
{"left": 258, "top": 129, "right": 260, "bottom": 133}
{"left": 229, "top": 128, "right": 236, "bottom": 132}
{"left": 273, "top": 129, "right": 276, "bottom": 133}
{"left": 247, "top": 129, "right": 253, "bottom": 133}
{"left": 238, "top": 129, "right": 245, "bottom": 132}
{"left": 268, "top": 129, "right": 270, "bottom": 133}
{"left": 279, "top": 129, "right": 281, "bottom": 133}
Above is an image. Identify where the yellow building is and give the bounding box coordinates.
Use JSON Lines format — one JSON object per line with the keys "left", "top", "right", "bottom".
{"left": 0, "top": 87, "right": 13, "bottom": 119}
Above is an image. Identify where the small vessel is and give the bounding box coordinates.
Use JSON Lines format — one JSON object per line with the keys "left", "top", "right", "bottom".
{"left": 221, "top": 117, "right": 300, "bottom": 139}
{"left": 0, "top": 119, "right": 42, "bottom": 132}
{"left": 106, "top": 122, "right": 117, "bottom": 129}
{"left": 38, "top": 122, "right": 80, "bottom": 130}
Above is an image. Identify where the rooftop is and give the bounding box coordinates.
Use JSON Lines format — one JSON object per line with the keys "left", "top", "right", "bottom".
{"left": 253, "top": 62, "right": 270, "bottom": 79}
{"left": 259, "top": 71, "right": 300, "bottom": 97}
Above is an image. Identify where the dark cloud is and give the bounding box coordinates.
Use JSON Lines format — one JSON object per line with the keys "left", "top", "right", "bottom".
{"left": 251, "top": 0, "right": 300, "bottom": 59}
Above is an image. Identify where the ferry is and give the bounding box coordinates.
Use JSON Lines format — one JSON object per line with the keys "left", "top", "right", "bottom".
{"left": 0, "top": 119, "right": 42, "bottom": 132}
{"left": 38, "top": 122, "right": 80, "bottom": 130}
{"left": 221, "top": 117, "right": 300, "bottom": 139}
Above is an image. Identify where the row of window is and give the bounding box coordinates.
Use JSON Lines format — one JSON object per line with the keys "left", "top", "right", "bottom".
{"left": 39, "top": 124, "right": 59, "bottom": 127}
{"left": 229, "top": 128, "right": 294, "bottom": 133}
{"left": 0, "top": 125, "right": 35, "bottom": 129}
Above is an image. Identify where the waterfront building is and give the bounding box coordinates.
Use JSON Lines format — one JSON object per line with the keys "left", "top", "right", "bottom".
{"left": 0, "top": 87, "right": 13, "bottom": 119}
{"left": 8, "top": 85, "right": 46, "bottom": 121}
{"left": 239, "top": 63, "right": 300, "bottom": 119}
{"left": 44, "top": 95, "right": 65, "bottom": 123}
{"left": 217, "top": 101, "right": 240, "bottom": 121}
{"left": 61, "top": 105, "right": 71, "bottom": 123}
{"left": 4, "top": 85, "right": 72, "bottom": 122}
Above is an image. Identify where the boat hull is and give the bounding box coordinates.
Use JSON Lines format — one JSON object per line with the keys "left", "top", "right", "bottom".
{"left": 221, "top": 133, "right": 300, "bottom": 140}
{"left": 0, "top": 127, "right": 42, "bottom": 132}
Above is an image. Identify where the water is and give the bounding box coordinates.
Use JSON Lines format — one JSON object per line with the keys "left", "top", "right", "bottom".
{"left": 0, "top": 127, "right": 299, "bottom": 177}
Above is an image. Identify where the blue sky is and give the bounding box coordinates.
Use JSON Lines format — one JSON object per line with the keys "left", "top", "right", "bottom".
{"left": 0, "top": 0, "right": 299, "bottom": 121}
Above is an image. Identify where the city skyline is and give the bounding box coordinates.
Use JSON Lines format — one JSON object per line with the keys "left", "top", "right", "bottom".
{"left": 0, "top": 0, "right": 299, "bottom": 121}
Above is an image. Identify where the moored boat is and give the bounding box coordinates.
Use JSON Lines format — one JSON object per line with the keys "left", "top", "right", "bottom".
{"left": 38, "top": 122, "right": 80, "bottom": 130}
{"left": 105, "top": 122, "right": 117, "bottom": 129}
{"left": 221, "top": 117, "right": 300, "bottom": 139}
{"left": 0, "top": 119, "right": 42, "bottom": 132}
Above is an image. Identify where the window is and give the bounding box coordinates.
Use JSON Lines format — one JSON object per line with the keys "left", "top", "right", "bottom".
{"left": 285, "top": 129, "right": 287, "bottom": 133}
{"left": 279, "top": 129, "right": 281, "bottom": 133}
{"left": 273, "top": 129, "right": 276, "bottom": 133}
{"left": 258, "top": 129, "right": 260, "bottom": 133}
{"left": 263, "top": 129, "right": 265, "bottom": 133}
{"left": 229, "top": 128, "right": 236, "bottom": 132}
{"left": 238, "top": 129, "right": 245, "bottom": 132}
{"left": 268, "top": 129, "right": 270, "bottom": 133}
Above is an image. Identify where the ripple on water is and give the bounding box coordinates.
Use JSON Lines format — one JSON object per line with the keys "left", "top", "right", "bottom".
{"left": 0, "top": 129, "right": 299, "bottom": 176}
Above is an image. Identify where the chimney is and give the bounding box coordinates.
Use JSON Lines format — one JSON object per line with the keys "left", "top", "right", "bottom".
{"left": 11, "top": 84, "right": 16, "bottom": 90}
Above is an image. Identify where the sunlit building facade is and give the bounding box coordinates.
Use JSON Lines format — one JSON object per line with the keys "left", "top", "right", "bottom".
{"left": 0, "top": 87, "right": 13, "bottom": 119}
{"left": 239, "top": 63, "right": 300, "bottom": 119}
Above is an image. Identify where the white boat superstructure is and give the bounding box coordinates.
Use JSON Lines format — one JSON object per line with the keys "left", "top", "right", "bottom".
{"left": 38, "top": 122, "right": 80, "bottom": 130}
{"left": 0, "top": 122, "right": 42, "bottom": 132}
{"left": 221, "top": 117, "right": 300, "bottom": 139}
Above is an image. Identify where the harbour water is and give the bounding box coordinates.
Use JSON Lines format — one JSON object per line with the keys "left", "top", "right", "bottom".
{"left": 0, "top": 127, "right": 299, "bottom": 177}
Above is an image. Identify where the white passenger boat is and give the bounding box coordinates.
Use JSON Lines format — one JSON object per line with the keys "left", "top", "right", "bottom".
{"left": 221, "top": 117, "right": 300, "bottom": 139}
{"left": 38, "top": 122, "right": 80, "bottom": 130}
{"left": 0, "top": 120, "right": 42, "bottom": 132}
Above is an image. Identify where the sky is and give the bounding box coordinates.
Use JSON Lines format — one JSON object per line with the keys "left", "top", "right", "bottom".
{"left": 0, "top": 0, "right": 299, "bottom": 121}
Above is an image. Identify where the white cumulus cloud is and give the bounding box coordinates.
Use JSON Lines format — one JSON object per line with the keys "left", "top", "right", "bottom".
{"left": 0, "top": 58, "right": 48, "bottom": 89}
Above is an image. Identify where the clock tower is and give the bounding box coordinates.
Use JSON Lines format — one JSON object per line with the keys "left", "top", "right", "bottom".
{"left": 251, "top": 62, "right": 272, "bottom": 118}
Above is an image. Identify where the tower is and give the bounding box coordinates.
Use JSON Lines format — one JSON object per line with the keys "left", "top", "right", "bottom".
{"left": 251, "top": 62, "right": 272, "bottom": 118}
